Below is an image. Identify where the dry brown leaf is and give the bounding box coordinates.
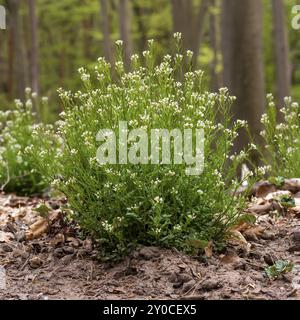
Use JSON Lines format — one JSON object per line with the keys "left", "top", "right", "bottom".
{"left": 248, "top": 200, "right": 273, "bottom": 215}
{"left": 51, "top": 233, "right": 65, "bottom": 247}
{"left": 289, "top": 206, "right": 300, "bottom": 215}
{"left": 26, "top": 218, "right": 48, "bottom": 240}
{"left": 204, "top": 241, "right": 213, "bottom": 258}
{"left": 256, "top": 184, "right": 277, "bottom": 198}
{"left": 219, "top": 252, "right": 240, "bottom": 264}
{"left": 243, "top": 225, "right": 265, "bottom": 241}
{"left": 66, "top": 237, "right": 81, "bottom": 248}
{"left": 229, "top": 230, "right": 251, "bottom": 254}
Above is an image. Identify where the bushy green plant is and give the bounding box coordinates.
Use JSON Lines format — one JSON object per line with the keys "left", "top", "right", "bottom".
{"left": 260, "top": 94, "right": 300, "bottom": 178}
{"left": 0, "top": 89, "right": 58, "bottom": 195}
{"left": 34, "top": 37, "right": 255, "bottom": 258}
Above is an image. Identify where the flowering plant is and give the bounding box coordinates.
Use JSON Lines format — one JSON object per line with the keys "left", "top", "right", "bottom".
{"left": 260, "top": 94, "right": 300, "bottom": 178}
{"left": 35, "top": 37, "right": 253, "bottom": 258}
{"left": 0, "top": 89, "right": 57, "bottom": 195}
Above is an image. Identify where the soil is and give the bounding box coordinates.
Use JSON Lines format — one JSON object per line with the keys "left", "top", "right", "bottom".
{"left": 1, "top": 192, "right": 300, "bottom": 300}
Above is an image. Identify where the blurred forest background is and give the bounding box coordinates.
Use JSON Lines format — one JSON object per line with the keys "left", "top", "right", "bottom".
{"left": 0, "top": 0, "right": 299, "bottom": 138}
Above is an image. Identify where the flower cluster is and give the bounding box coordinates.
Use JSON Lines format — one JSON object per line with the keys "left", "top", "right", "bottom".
{"left": 0, "top": 90, "right": 58, "bottom": 195}
{"left": 260, "top": 93, "right": 300, "bottom": 178}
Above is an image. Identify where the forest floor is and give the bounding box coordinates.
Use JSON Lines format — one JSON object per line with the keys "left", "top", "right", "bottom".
{"left": 1, "top": 186, "right": 300, "bottom": 300}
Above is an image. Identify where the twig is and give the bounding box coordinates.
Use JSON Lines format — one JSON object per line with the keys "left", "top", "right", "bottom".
{"left": 20, "top": 254, "right": 31, "bottom": 271}
{"left": 0, "top": 162, "right": 10, "bottom": 192}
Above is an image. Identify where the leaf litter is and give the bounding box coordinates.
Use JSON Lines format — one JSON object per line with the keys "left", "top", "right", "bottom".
{"left": 1, "top": 179, "right": 300, "bottom": 300}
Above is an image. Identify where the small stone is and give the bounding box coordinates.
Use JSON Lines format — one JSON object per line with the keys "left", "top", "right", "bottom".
{"left": 177, "top": 273, "right": 193, "bottom": 284}
{"left": 51, "top": 233, "right": 65, "bottom": 247}
{"left": 264, "top": 253, "right": 275, "bottom": 266}
{"left": 82, "top": 239, "right": 93, "bottom": 252}
{"left": 63, "top": 246, "right": 75, "bottom": 254}
{"left": 289, "top": 244, "right": 300, "bottom": 252}
{"left": 261, "top": 231, "right": 276, "bottom": 240}
{"left": 53, "top": 247, "right": 64, "bottom": 258}
{"left": 29, "top": 256, "right": 43, "bottom": 269}
{"left": 182, "top": 280, "right": 196, "bottom": 293}
{"left": 293, "top": 230, "right": 300, "bottom": 243}
{"left": 201, "top": 279, "right": 222, "bottom": 291}
{"left": 1, "top": 244, "right": 13, "bottom": 252}
{"left": 60, "top": 254, "right": 73, "bottom": 265}
{"left": 139, "top": 247, "right": 160, "bottom": 260}
{"left": 169, "top": 272, "right": 178, "bottom": 283}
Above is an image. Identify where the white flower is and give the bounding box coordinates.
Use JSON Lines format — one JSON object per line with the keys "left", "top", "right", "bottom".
{"left": 154, "top": 196, "right": 163, "bottom": 204}
{"left": 42, "top": 97, "right": 48, "bottom": 104}
{"left": 186, "top": 50, "right": 194, "bottom": 59}
{"left": 173, "top": 32, "right": 182, "bottom": 41}
{"left": 257, "top": 165, "right": 271, "bottom": 175}
{"left": 25, "top": 87, "right": 32, "bottom": 95}
{"left": 115, "top": 40, "right": 123, "bottom": 46}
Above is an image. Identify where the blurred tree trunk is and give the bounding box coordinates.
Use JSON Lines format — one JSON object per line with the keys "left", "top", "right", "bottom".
{"left": 0, "top": 32, "right": 5, "bottom": 92}
{"left": 7, "top": 21, "right": 14, "bottom": 99}
{"left": 100, "top": 0, "right": 113, "bottom": 64}
{"left": 82, "top": 18, "right": 93, "bottom": 61}
{"left": 272, "top": 0, "right": 291, "bottom": 111}
{"left": 119, "top": 0, "right": 132, "bottom": 70}
{"left": 132, "top": 1, "right": 147, "bottom": 54}
{"left": 28, "top": 0, "right": 39, "bottom": 95}
{"left": 209, "top": 0, "right": 221, "bottom": 91}
{"left": 221, "top": 0, "right": 265, "bottom": 155}
{"left": 7, "top": 0, "right": 26, "bottom": 100}
{"left": 171, "top": 0, "right": 210, "bottom": 66}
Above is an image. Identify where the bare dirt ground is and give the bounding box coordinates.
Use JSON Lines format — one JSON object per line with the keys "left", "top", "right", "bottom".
{"left": 1, "top": 187, "right": 300, "bottom": 300}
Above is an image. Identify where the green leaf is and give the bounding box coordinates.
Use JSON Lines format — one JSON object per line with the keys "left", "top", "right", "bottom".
{"left": 34, "top": 203, "right": 51, "bottom": 218}
{"left": 265, "top": 260, "right": 294, "bottom": 279}
{"left": 269, "top": 176, "right": 285, "bottom": 187}
{"left": 235, "top": 214, "right": 256, "bottom": 225}
{"left": 279, "top": 195, "right": 295, "bottom": 208}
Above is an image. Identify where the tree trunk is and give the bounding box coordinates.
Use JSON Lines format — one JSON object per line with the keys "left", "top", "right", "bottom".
{"left": 28, "top": 0, "right": 39, "bottom": 95}
{"left": 100, "top": 0, "right": 113, "bottom": 64}
{"left": 221, "top": 0, "right": 265, "bottom": 155}
{"left": 119, "top": 0, "right": 132, "bottom": 70}
{"left": 7, "top": 0, "right": 26, "bottom": 100}
{"left": 272, "top": 0, "right": 291, "bottom": 110}
{"left": 171, "top": 0, "right": 210, "bottom": 66}
{"left": 209, "top": 0, "right": 221, "bottom": 91}
{"left": 132, "top": 0, "right": 147, "bottom": 55}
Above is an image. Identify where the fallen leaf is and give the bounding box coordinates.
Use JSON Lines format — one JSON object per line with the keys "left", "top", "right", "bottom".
{"left": 0, "top": 230, "right": 14, "bottom": 243}
{"left": 283, "top": 179, "right": 300, "bottom": 193}
{"left": 256, "top": 184, "right": 277, "bottom": 198}
{"left": 219, "top": 252, "right": 240, "bottom": 264}
{"left": 51, "top": 233, "right": 65, "bottom": 247}
{"left": 26, "top": 218, "right": 48, "bottom": 240}
{"left": 243, "top": 225, "right": 265, "bottom": 241}
{"left": 248, "top": 200, "right": 273, "bottom": 215}
{"left": 229, "top": 230, "right": 251, "bottom": 254}
{"left": 204, "top": 241, "right": 213, "bottom": 258}
{"left": 29, "top": 256, "right": 44, "bottom": 269}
